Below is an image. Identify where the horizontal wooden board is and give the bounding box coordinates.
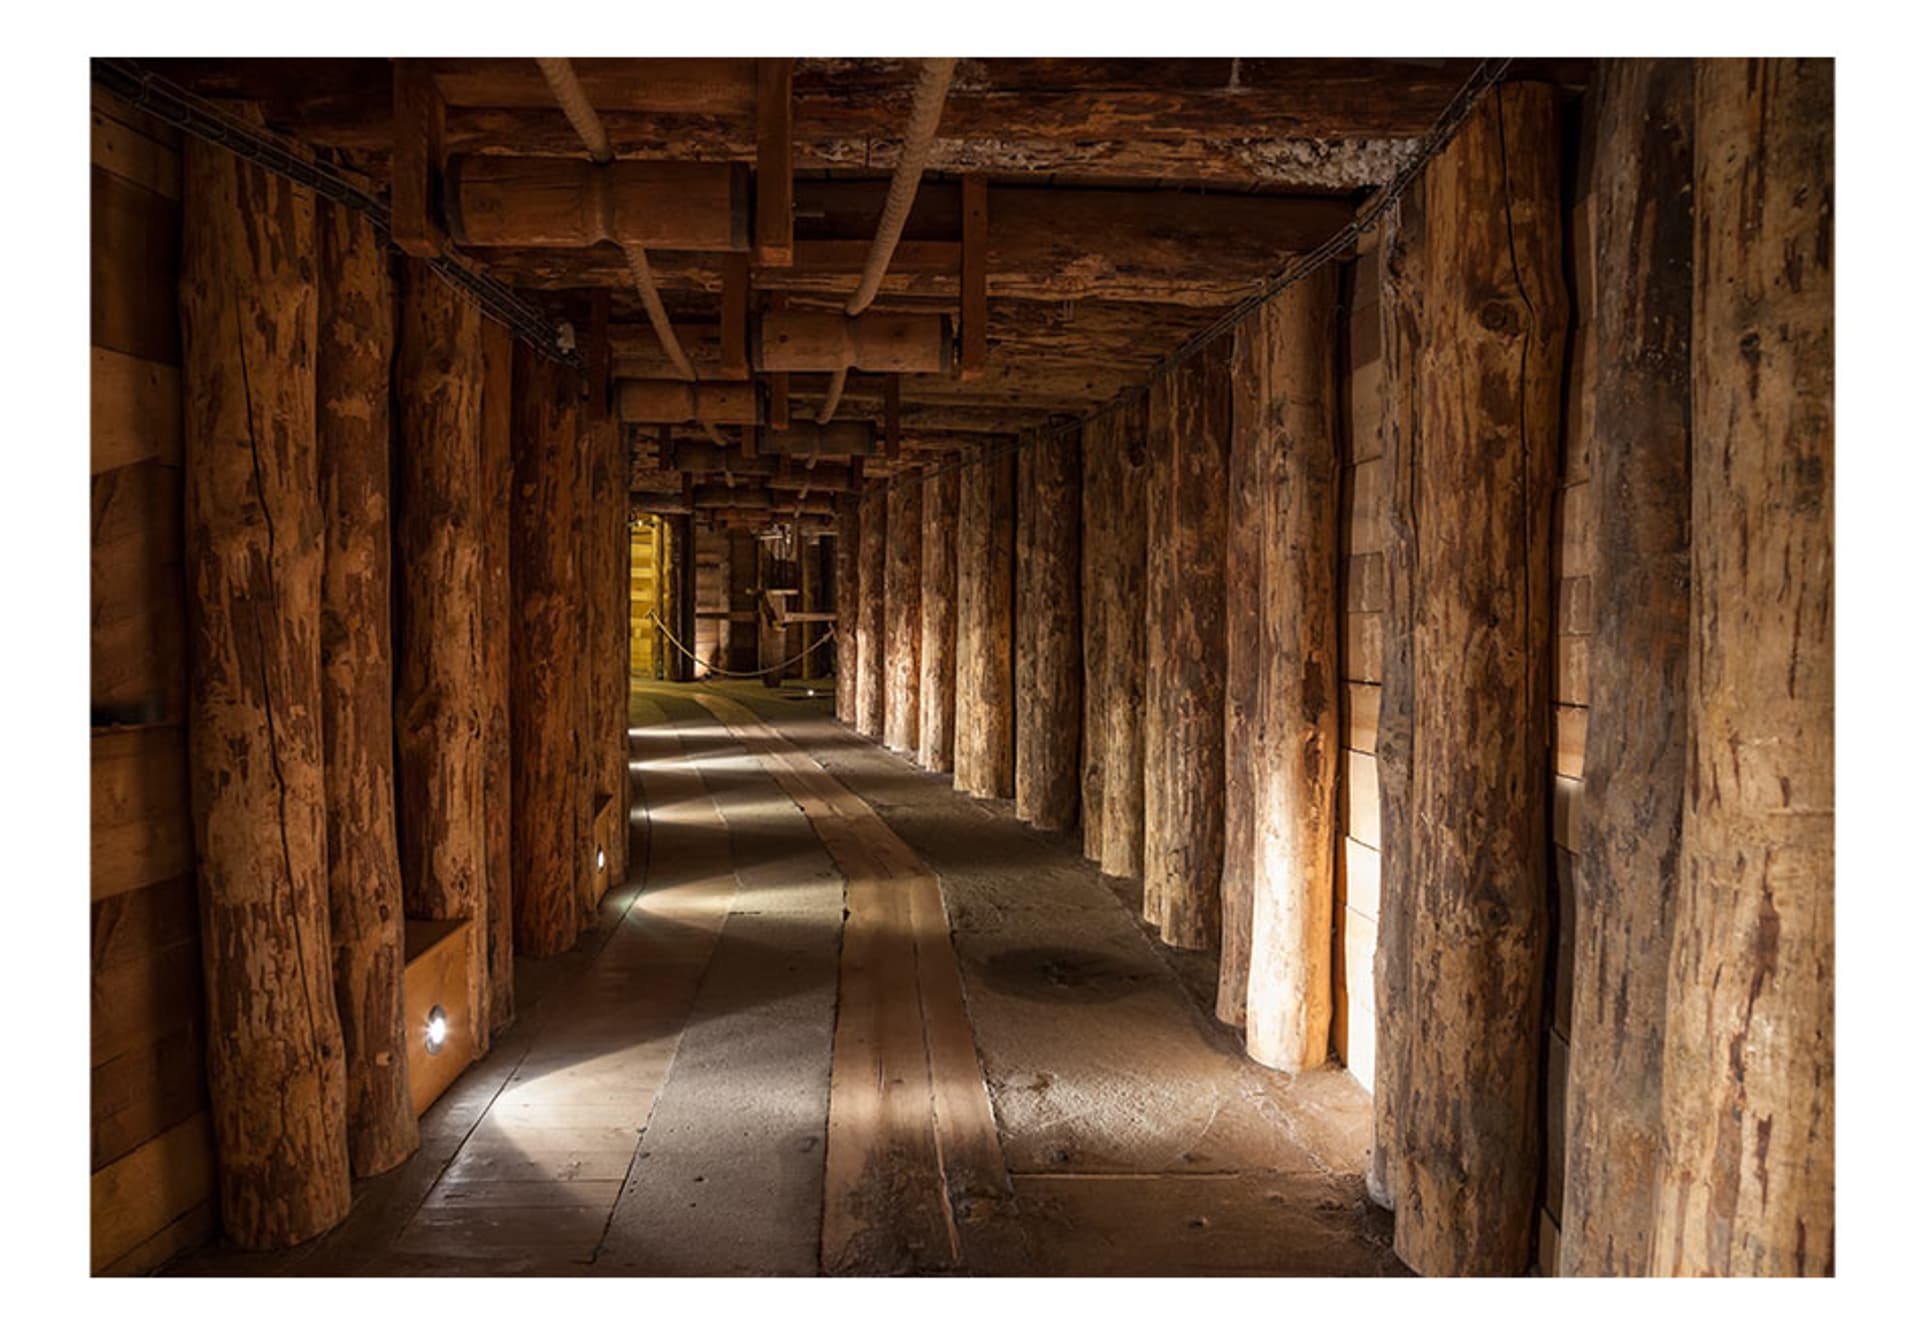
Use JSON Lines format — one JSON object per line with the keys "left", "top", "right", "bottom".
{"left": 92, "top": 1026, "right": 208, "bottom": 1173}
{"left": 1556, "top": 481, "right": 1591, "bottom": 577}
{"left": 1543, "top": 1029, "right": 1570, "bottom": 1217}
{"left": 91, "top": 1109, "right": 216, "bottom": 1273}
{"left": 1343, "top": 360, "right": 1383, "bottom": 465}
{"left": 92, "top": 95, "right": 182, "bottom": 199}
{"left": 91, "top": 873, "right": 197, "bottom": 975}
{"left": 1341, "top": 682, "right": 1380, "bottom": 754}
{"left": 1555, "top": 634, "right": 1590, "bottom": 706}
{"left": 1554, "top": 704, "right": 1588, "bottom": 778}
{"left": 1342, "top": 613, "right": 1382, "bottom": 685}
{"left": 1552, "top": 774, "right": 1583, "bottom": 854}
{"left": 1557, "top": 574, "right": 1592, "bottom": 636}
{"left": 92, "top": 348, "right": 183, "bottom": 473}
{"left": 92, "top": 461, "right": 186, "bottom": 722}
{"left": 1341, "top": 749, "right": 1380, "bottom": 848}
{"left": 406, "top": 918, "right": 476, "bottom": 1115}
{"left": 1343, "top": 551, "right": 1385, "bottom": 615}
{"left": 1346, "top": 297, "right": 1381, "bottom": 369}
{"left": 93, "top": 934, "right": 203, "bottom": 1070}
{"left": 1552, "top": 846, "right": 1576, "bottom": 1040}
{"left": 1338, "top": 837, "right": 1381, "bottom": 920}
{"left": 1342, "top": 458, "right": 1383, "bottom": 555}
{"left": 91, "top": 165, "right": 181, "bottom": 366}
{"left": 92, "top": 726, "right": 193, "bottom": 901}
{"left": 1341, "top": 906, "right": 1378, "bottom": 1020}
{"left": 1340, "top": 984, "right": 1376, "bottom": 1093}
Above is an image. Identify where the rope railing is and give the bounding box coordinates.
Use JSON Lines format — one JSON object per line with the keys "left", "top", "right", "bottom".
{"left": 647, "top": 610, "right": 836, "bottom": 681}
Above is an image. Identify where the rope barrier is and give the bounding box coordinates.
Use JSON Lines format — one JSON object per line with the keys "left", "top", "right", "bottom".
{"left": 647, "top": 610, "right": 837, "bottom": 680}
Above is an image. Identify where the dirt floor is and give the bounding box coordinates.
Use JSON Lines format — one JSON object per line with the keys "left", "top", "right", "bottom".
{"left": 167, "top": 681, "right": 1401, "bottom": 1277}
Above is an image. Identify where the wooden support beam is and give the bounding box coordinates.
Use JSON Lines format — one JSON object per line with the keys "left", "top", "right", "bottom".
{"left": 960, "top": 175, "right": 988, "bottom": 380}
{"left": 1079, "top": 416, "right": 1113, "bottom": 863}
{"left": 316, "top": 195, "right": 418, "bottom": 1178}
{"left": 855, "top": 486, "right": 888, "bottom": 738}
{"left": 446, "top": 156, "right": 749, "bottom": 249}
{"left": 1098, "top": 399, "right": 1149, "bottom": 878}
{"left": 754, "top": 58, "right": 795, "bottom": 266}
{"left": 616, "top": 379, "right": 759, "bottom": 425}
{"left": 1014, "top": 428, "right": 1082, "bottom": 832}
{"left": 759, "top": 419, "right": 878, "bottom": 457}
{"left": 394, "top": 257, "right": 493, "bottom": 1054}
{"left": 720, "top": 252, "right": 750, "bottom": 379}
{"left": 477, "top": 318, "right": 515, "bottom": 1032}
{"left": 753, "top": 310, "right": 953, "bottom": 374}
{"left": 180, "top": 138, "right": 351, "bottom": 1248}
{"left": 885, "top": 375, "right": 901, "bottom": 458}
{"left": 586, "top": 288, "right": 611, "bottom": 422}
{"left": 1392, "top": 83, "right": 1566, "bottom": 1278}
{"left": 834, "top": 496, "right": 862, "bottom": 712}
{"left": 883, "top": 473, "right": 924, "bottom": 755}
{"left": 1559, "top": 57, "right": 1694, "bottom": 1279}
{"left": 392, "top": 60, "right": 445, "bottom": 257}
{"left": 918, "top": 466, "right": 959, "bottom": 772}
{"left": 1652, "top": 56, "right": 1832, "bottom": 1279}
{"left": 954, "top": 446, "right": 1016, "bottom": 799}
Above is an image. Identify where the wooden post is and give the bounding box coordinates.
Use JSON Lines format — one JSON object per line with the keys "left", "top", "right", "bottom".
{"left": 1100, "top": 398, "right": 1150, "bottom": 878}
{"left": 855, "top": 485, "right": 887, "bottom": 739}
{"left": 1392, "top": 84, "right": 1567, "bottom": 1277}
{"left": 918, "top": 466, "right": 959, "bottom": 772}
{"left": 960, "top": 176, "right": 988, "bottom": 380}
{"left": 478, "top": 320, "right": 515, "bottom": 1032}
{"left": 720, "top": 253, "right": 751, "bottom": 380}
{"left": 590, "top": 407, "right": 627, "bottom": 891}
{"left": 834, "top": 494, "right": 861, "bottom": 722}
{"left": 391, "top": 61, "right": 445, "bottom": 257}
{"left": 954, "top": 445, "right": 1016, "bottom": 798}
{"left": 316, "top": 196, "right": 417, "bottom": 1177}
{"left": 884, "top": 473, "right": 923, "bottom": 755}
{"left": 1141, "top": 379, "right": 1173, "bottom": 929}
{"left": 884, "top": 376, "right": 902, "bottom": 458}
{"left": 1652, "top": 57, "right": 1833, "bottom": 1278}
{"left": 1559, "top": 58, "right": 1694, "bottom": 1278}
{"left": 394, "top": 259, "right": 492, "bottom": 1053}
{"left": 180, "top": 138, "right": 351, "bottom": 1247}
{"left": 1015, "top": 428, "right": 1082, "bottom": 831}
{"left": 510, "top": 344, "right": 586, "bottom": 957}
{"left": 1244, "top": 271, "right": 1341, "bottom": 1072}
{"left": 754, "top": 58, "right": 794, "bottom": 267}
{"left": 1144, "top": 342, "right": 1231, "bottom": 949}
{"left": 1079, "top": 416, "right": 1112, "bottom": 863}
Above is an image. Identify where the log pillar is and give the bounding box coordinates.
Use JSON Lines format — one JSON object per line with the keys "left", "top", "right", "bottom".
{"left": 954, "top": 446, "right": 1016, "bottom": 798}
{"left": 1392, "top": 83, "right": 1567, "bottom": 1277}
{"left": 1143, "top": 342, "right": 1231, "bottom": 949}
{"left": 584, "top": 411, "right": 624, "bottom": 899}
{"left": 1079, "top": 419, "right": 1113, "bottom": 862}
{"left": 510, "top": 345, "right": 586, "bottom": 957}
{"left": 394, "top": 259, "right": 492, "bottom": 1053}
{"left": 180, "top": 139, "right": 351, "bottom": 1247}
{"left": 1099, "top": 400, "right": 1150, "bottom": 878}
{"left": 834, "top": 495, "right": 861, "bottom": 722}
{"left": 316, "top": 196, "right": 417, "bottom": 1177}
{"left": 1651, "top": 56, "right": 1833, "bottom": 1278}
{"left": 478, "top": 320, "right": 515, "bottom": 1032}
{"left": 883, "top": 474, "right": 923, "bottom": 755}
{"left": 1015, "top": 428, "right": 1082, "bottom": 831}
{"left": 855, "top": 486, "right": 888, "bottom": 738}
{"left": 918, "top": 466, "right": 959, "bottom": 772}
{"left": 1243, "top": 271, "right": 1341, "bottom": 1071}
{"left": 1142, "top": 380, "right": 1173, "bottom": 929}
{"left": 1559, "top": 57, "right": 1694, "bottom": 1277}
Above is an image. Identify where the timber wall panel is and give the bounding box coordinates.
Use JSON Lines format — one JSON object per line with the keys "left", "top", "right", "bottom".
{"left": 88, "top": 89, "right": 215, "bottom": 1273}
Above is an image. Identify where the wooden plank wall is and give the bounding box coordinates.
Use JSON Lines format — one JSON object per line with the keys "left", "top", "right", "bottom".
{"left": 89, "top": 88, "right": 219, "bottom": 1274}
{"left": 630, "top": 516, "right": 662, "bottom": 680}
{"left": 1333, "top": 246, "right": 1384, "bottom": 1090}
{"left": 693, "top": 525, "right": 730, "bottom": 674}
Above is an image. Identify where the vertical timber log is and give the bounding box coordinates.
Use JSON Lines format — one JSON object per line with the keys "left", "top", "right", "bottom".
{"left": 918, "top": 466, "right": 959, "bottom": 771}
{"left": 954, "top": 446, "right": 1016, "bottom": 798}
{"left": 1015, "top": 428, "right": 1082, "bottom": 831}
{"left": 1146, "top": 342, "right": 1231, "bottom": 949}
{"left": 1244, "top": 272, "right": 1341, "bottom": 1072}
{"left": 510, "top": 345, "right": 585, "bottom": 957}
{"left": 884, "top": 474, "right": 923, "bottom": 755}
{"left": 1141, "top": 381, "right": 1173, "bottom": 927}
{"left": 834, "top": 494, "right": 861, "bottom": 723}
{"left": 1100, "top": 399, "right": 1150, "bottom": 878}
{"left": 1079, "top": 417, "right": 1112, "bottom": 862}
{"left": 478, "top": 320, "right": 515, "bottom": 1033}
{"left": 855, "top": 485, "right": 888, "bottom": 738}
{"left": 316, "top": 196, "right": 416, "bottom": 1176}
{"left": 180, "top": 139, "right": 352, "bottom": 1247}
{"left": 1559, "top": 57, "right": 1694, "bottom": 1277}
{"left": 1393, "top": 84, "right": 1567, "bottom": 1277}
{"left": 394, "top": 259, "right": 492, "bottom": 1054}
{"left": 1652, "top": 57, "right": 1834, "bottom": 1278}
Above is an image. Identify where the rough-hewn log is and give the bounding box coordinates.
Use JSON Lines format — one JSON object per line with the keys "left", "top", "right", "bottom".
{"left": 1393, "top": 83, "right": 1566, "bottom": 1277}
{"left": 1244, "top": 271, "right": 1341, "bottom": 1072}
{"left": 855, "top": 486, "right": 887, "bottom": 738}
{"left": 617, "top": 380, "right": 759, "bottom": 426}
{"left": 883, "top": 474, "right": 924, "bottom": 755}
{"left": 1099, "top": 398, "right": 1150, "bottom": 879}
{"left": 1079, "top": 416, "right": 1113, "bottom": 863}
{"left": 1652, "top": 56, "right": 1833, "bottom": 1278}
{"left": 953, "top": 446, "right": 1016, "bottom": 798}
{"left": 918, "top": 467, "right": 959, "bottom": 772}
{"left": 1014, "top": 428, "right": 1081, "bottom": 831}
{"left": 180, "top": 139, "right": 351, "bottom": 1247}
{"left": 1141, "top": 378, "right": 1173, "bottom": 928}
{"left": 754, "top": 310, "right": 953, "bottom": 374}
{"left": 446, "top": 156, "right": 749, "bottom": 250}
{"left": 1559, "top": 57, "right": 1694, "bottom": 1278}
{"left": 510, "top": 344, "right": 586, "bottom": 957}
{"left": 316, "top": 196, "right": 417, "bottom": 1177}
{"left": 1143, "top": 341, "right": 1231, "bottom": 949}
{"left": 587, "top": 410, "right": 626, "bottom": 895}
{"left": 477, "top": 319, "right": 515, "bottom": 1032}
{"left": 834, "top": 495, "right": 860, "bottom": 722}
{"left": 394, "top": 258, "right": 492, "bottom": 1053}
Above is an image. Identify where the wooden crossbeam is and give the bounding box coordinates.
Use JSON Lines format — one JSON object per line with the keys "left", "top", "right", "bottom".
{"left": 754, "top": 58, "right": 795, "bottom": 266}
{"left": 960, "top": 176, "right": 988, "bottom": 380}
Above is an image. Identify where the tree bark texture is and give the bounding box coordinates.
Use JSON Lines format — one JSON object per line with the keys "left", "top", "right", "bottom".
{"left": 1079, "top": 416, "right": 1113, "bottom": 863}
{"left": 316, "top": 196, "right": 417, "bottom": 1178}
{"left": 855, "top": 486, "right": 887, "bottom": 738}
{"left": 954, "top": 446, "right": 1016, "bottom": 798}
{"left": 1142, "top": 379, "right": 1173, "bottom": 929}
{"left": 394, "top": 258, "right": 492, "bottom": 1053}
{"left": 1144, "top": 340, "right": 1231, "bottom": 950}
{"left": 1100, "top": 398, "right": 1150, "bottom": 878}
{"left": 834, "top": 494, "right": 860, "bottom": 723}
{"left": 1015, "top": 427, "right": 1082, "bottom": 832}
{"left": 1217, "top": 320, "right": 1265, "bottom": 1027}
{"left": 478, "top": 318, "right": 515, "bottom": 1033}
{"left": 884, "top": 474, "right": 924, "bottom": 755}
{"left": 180, "top": 139, "right": 352, "bottom": 1248}
{"left": 1392, "top": 83, "right": 1567, "bottom": 1277}
{"left": 1559, "top": 57, "right": 1694, "bottom": 1278}
{"left": 1243, "top": 270, "right": 1341, "bottom": 1073}
{"left": 510, "top": 344, "right": 587, "bottom": 957}
{"left": 918, "top": 466, "right": 959, "bottom": 772}
{"left": 1651, "top": 56, "right": 1833, "bottom": 1279}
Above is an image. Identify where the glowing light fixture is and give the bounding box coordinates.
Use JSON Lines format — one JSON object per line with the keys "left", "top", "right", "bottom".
{"left": 424, "top": 1005, "right": 450, "bottom": 1055}
{"left": 596, "top": 847, "right": 607, "bottom": 872}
